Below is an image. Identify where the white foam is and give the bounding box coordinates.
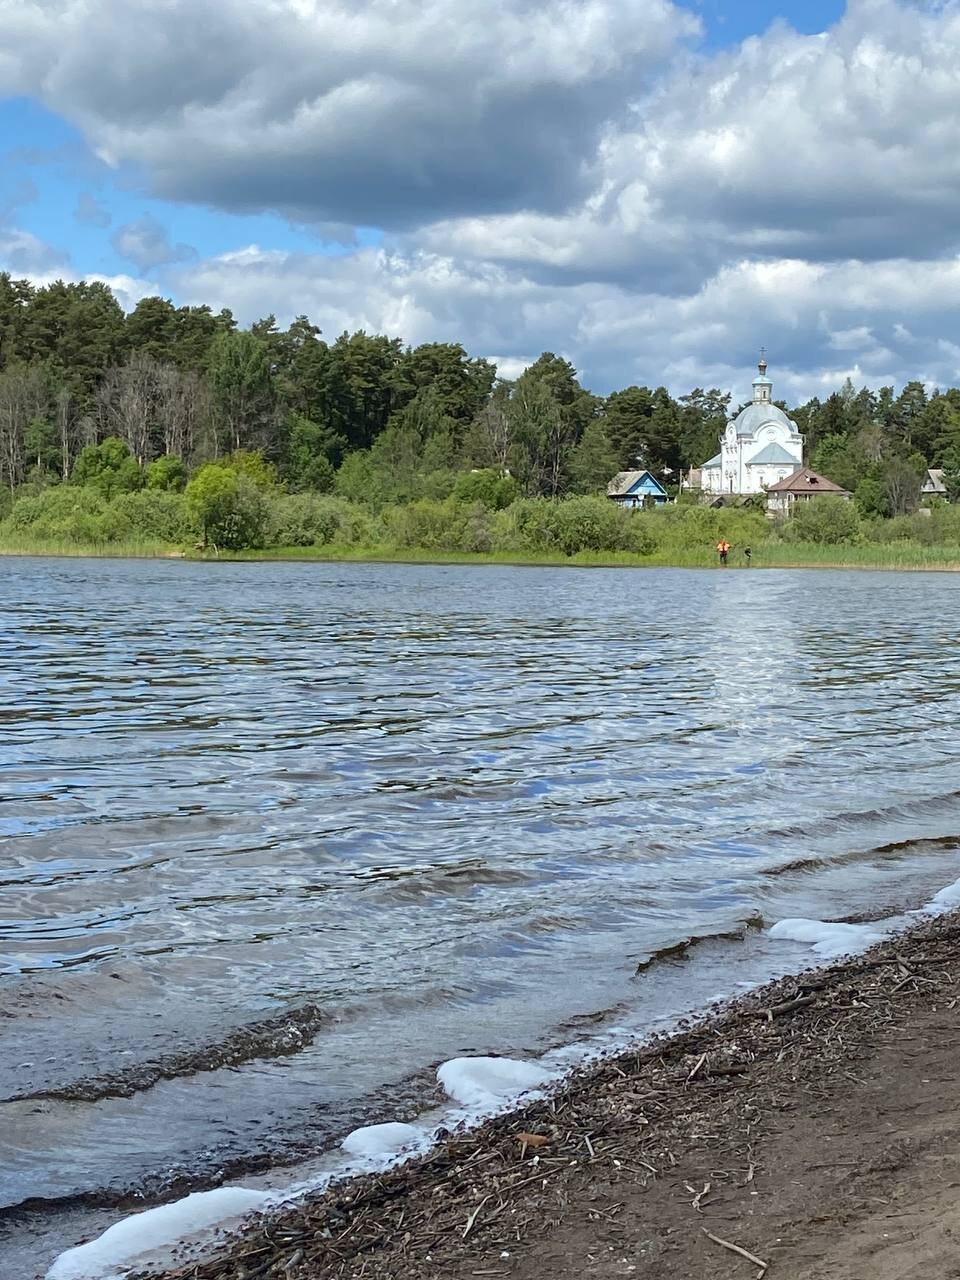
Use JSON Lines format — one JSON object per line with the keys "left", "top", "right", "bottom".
{"left": 341, "top": 1122, "right": 421, "bottom": 1158}
{"left": 437, "top": 1056, "right": 554, "bottom": 1109}
{"left": 767, "top": 917, "right": 885, "bottom": 959}
{"left": 46, "top": 1187, "right": 271, "bottom": 1280}
{"left": 921, "top": 876, "right": 960, "bottom": 914}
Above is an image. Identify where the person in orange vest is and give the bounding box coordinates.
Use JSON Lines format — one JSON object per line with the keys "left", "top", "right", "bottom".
{"left": 716, "top": 539, "right": 731, "bottom": 565}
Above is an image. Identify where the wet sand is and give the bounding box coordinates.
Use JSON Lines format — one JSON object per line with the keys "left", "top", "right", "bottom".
{"left": 139, "top": 907, "right": 960, "bottom": 1280}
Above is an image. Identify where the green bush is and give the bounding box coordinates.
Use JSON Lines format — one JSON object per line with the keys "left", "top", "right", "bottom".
{"left": 112, "top": 490, "right": 191, "bottom": 543}
{"left": 381, "top": 499, "right": 470, "bottom": 550}
{"left": 545, "top": 496, "right": 632, "bottom": 555}
{"left": 491, "top": 498, "right": 555, "bottom": 552}
{"left": 269, "top": 493, "right": 366, "bottom": 546}
{"left": 185, "top": 465, "right": 271, "bottom": 549}
{"left": 786, "top": 496, "right": 862, "bottom": 545}
{"left": 654, "top": 503, "right": 769, "bottom": 550}
{"left": 452, "top": 469, "right": 520, "bottom": 510}
{"left": 3, "top": 485, "right": 129, "bottom": 543}
{"left": 70, "top": 437, "right": 142, "bottom": 498}
{"left": 145, "top": 455, "right": 187, "bottom": 491}
{"left": 626, "top": 513, "right": 661, "bottom": 556}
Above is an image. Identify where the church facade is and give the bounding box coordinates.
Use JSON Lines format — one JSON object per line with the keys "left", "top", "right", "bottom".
{"left": 700, "top": 356, "right": 803, "bottom": 496}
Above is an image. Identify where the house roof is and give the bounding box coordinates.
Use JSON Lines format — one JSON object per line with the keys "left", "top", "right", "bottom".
{"left": 922, "top": 468, "right": 946, "bottom": 493}
{"left": 765, "top": 467, "right": 850, "bottom": 495}
{"left": 745, "top": 442, "right": 799, "bottom": 467}
{"left": 702, "top": 453, "right": 721, "bottom": 469}
{"left": 606, "top": 470, "right": 668, "bottom": 497}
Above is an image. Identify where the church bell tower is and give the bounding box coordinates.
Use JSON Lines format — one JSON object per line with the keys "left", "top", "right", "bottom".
{"left": 752, "top": 348, "right": 772, "bottom": 404}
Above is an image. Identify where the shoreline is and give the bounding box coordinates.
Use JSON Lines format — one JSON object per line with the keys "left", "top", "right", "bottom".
{"left": 3, "top": 543, "right": 960, "bottom": 573}
{"left": 131, "top": 906, "right": 960, "bottom": 1280}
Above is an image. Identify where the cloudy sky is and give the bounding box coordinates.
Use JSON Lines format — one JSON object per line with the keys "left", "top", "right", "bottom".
{"left": 1, "top": 0, "right": 958, "bottom": 403}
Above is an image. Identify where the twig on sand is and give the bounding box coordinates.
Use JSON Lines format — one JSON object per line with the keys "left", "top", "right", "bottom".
{"left": 684, "top": 1181, "right": 711, "bottom": 1212}
{"left": 702, "top": 1227, "right": 769, "bottom": 1275}
{"left": 462, "top": 1196, "right": 490, "bottom": 1240}
{"left": 686, "top": 1052, "right": 708, "bottom": 1081}
{"left": 765, "top": 994, "right": 816, "bottom": 1021}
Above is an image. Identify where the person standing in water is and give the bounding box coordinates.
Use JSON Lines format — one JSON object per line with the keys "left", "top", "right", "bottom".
{"left": 716, "top": 539, "right": 730, "bottom": 565}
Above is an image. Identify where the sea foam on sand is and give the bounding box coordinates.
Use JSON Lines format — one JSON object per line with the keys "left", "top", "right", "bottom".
{"left": 341, "top": 1122, "right": 422, "bottom": 1158}
{"left": 437, "top": 1056, "right": 555, "bottom": 1109}
{"left": 46, "top": 1188, "right": 271, "bottom": 1280}
{"left": 768, "top": 873, "right": 960, "bottom": 961}
{"left": 767, "top": 918, "right": 886, "bottom": 958}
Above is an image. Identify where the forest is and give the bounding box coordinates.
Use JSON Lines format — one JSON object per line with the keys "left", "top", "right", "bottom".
{"left": 2, "top": 272, "right": 960, "bottom": 560}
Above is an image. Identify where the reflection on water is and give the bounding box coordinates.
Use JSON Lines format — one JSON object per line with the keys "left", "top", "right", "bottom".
{"left": 3, "top": 558, "right": 960, "bottom": 1269}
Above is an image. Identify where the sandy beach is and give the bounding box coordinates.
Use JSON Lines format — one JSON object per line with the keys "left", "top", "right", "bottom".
{"left": 131, "top": 907, "right": 960, "bottom": 1280}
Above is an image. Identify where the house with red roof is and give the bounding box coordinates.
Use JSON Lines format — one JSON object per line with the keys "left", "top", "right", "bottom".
{"left": 765, "top": 467, "right": 851, "bottom": 517}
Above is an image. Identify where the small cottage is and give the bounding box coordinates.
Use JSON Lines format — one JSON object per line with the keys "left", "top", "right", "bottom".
{"left": 921, "top": 468, "right": 947, "bottom": 499}
{"left": 606, "top": 470, "right": 669, "bottom": 508}
{"left": 765, "top": 467, "right": 851, "bottom": 516}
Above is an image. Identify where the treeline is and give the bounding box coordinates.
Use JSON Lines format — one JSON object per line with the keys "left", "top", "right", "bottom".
{"left": 1, "top": 273, "right": 959, "bottom": 524}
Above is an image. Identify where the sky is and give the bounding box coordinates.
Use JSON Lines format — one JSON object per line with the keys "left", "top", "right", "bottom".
{"left": 1, "top": 0, "right": 957, "bottom": 404}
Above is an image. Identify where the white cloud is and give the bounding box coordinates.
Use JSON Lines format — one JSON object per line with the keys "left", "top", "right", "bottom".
{"left": 0, "top": 226, "right": 154, "bottom": 310}
{"left": 423, "top": 0, "right": 960, "bottom": 280}
{"left": 4, "top": 0, "right": 960, "bottom": 404}
{"left": 160, "top": 242, "right": 960, "bottom": 400}
{"left": 0, "top": 0, "right": 697, "bottom": 227}
{"left": 0, "top": 226, "right": 67, "bottom": 273}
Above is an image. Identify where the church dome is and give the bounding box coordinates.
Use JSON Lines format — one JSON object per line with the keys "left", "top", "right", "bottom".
{"left": 732, "top": 401, "right": 798, "bottom": 438}
{"left": 729, "top": 352, "right": 800, "bottom": 436}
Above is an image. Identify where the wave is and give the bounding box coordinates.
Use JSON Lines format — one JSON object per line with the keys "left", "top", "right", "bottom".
{"left": 5, "top": 1001, "right": 329, "bottom": 1105}
{"left": 763, "top": 834, "right": 960, "bottom": 879}
{"left": 633, "top": 916, "right": 765, "bottom": 974}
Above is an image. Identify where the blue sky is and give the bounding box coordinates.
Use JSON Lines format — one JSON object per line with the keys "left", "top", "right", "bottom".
{"left": 0, "top": 0, "right": 956, "bottom": 401}
{"left": 1, "top": 98, "right": 356, "bottom": 279}
{"left": 697, "top": 0, "right": 844, "bottom": 44}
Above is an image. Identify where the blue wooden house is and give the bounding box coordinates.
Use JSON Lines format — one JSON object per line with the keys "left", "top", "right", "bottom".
{"left": 606, "top": 470, "right": 669, "bottom": 509}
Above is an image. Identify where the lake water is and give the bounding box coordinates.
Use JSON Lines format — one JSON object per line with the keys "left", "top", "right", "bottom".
{"left": 4, "top": 557, "right": 960, "bottom": 1276}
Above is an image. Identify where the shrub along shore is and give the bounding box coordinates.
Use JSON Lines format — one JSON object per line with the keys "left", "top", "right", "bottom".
{"left": 3, "top": 439, "right": 960, "bottom": 571}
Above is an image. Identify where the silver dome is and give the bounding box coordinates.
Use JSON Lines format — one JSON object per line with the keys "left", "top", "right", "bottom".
{"left": 732, "top": 401, "right": 800, "bottom": 438}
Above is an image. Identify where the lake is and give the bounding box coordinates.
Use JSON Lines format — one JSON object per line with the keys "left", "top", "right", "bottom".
{"left": 4, "top": 557, "right": 960, "bottom": 1275}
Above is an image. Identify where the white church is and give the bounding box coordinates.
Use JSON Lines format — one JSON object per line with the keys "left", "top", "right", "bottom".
{"left": 700, "top": 354, "right": 804, "bottom": 496}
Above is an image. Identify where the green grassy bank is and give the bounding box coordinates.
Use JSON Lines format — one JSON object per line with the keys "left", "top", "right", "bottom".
{"left": 4, "top": 536, "right": 960, "bottom": 572}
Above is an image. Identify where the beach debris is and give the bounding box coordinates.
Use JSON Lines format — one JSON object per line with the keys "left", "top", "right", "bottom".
{"left": 515, "top": 1130, "right": 549, "bottom": 1155}
{"left": 764, "top": 994, "right": 817, "bottom": 1021}
{"left": 702, "top": 1227, "right": 769, "bottom": 1275}
{"left": 461, "top": 1195, "right": 491, "bottom": 1239}
{"left": 684, "top": 1180, "right": 711, "bottom": 1212}
{"left": 686, "top": 1051, "right": 708, "bottom": 1081}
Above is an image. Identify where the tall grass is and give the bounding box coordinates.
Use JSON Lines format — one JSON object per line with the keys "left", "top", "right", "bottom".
{"left": 0, "top": 536, "right": 179, "bottom": 559}
{"left": 191, "top": 541, "right": 960, "bottom": 571}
